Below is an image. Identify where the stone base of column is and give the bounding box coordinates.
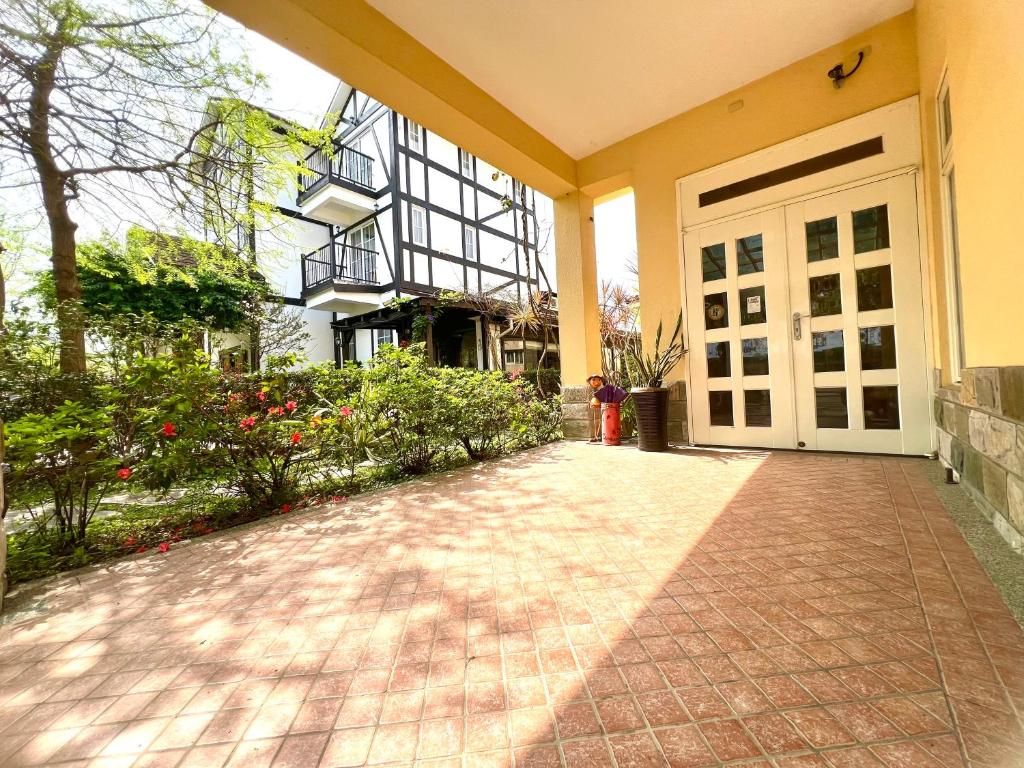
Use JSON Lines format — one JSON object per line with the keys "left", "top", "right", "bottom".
{"left": 560, "top": 382, "right": 689, "bottom": 444}
{"left": 935, "top": 366, "right": 1024, "bottom": 557}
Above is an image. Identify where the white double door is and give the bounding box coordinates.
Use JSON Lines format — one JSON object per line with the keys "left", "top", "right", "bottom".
{"left": 684, "top": 174, "right": 931, "bottom": 455}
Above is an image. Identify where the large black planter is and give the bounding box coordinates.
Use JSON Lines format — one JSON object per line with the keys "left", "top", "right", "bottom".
{"left": 631, "top": 387, "right": 669, "bottom": 452}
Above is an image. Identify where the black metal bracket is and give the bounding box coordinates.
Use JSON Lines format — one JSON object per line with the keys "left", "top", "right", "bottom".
{"left": 828, "top": 50, "right": 865, "bottom": 89}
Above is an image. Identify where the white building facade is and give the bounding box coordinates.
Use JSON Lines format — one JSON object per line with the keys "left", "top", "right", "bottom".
{"left": 224, "top": 84, "right": 557, "bottom": 370}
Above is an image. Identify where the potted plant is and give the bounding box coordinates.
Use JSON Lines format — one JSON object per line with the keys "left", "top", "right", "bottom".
{"left": 625, "top": 311, "right": 685, "bottom": 452}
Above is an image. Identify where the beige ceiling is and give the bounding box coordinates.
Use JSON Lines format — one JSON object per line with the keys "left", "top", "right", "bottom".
{"left": 365, "top": 0, "right": 913, "bottom": 159}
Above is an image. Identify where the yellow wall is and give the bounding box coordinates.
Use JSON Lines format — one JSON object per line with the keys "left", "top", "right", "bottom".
{"left": 576, "top": 12, "right": 920, "bottom": 378}
{"left": 916, "top": 0, "right": 1024, "bottom": 372}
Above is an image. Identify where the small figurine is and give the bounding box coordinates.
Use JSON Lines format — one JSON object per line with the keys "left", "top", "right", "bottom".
{"left": 586, "top": 373, "right": 629, "bottom": 445}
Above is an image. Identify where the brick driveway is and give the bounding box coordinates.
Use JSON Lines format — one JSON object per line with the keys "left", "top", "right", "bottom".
{"left": 0, "top": 442, "right": 1022, "bottom": 767}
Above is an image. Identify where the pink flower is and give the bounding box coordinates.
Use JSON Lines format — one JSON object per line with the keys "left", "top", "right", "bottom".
{"left": 285, "top": 400, "right": 297, "bottom": 412}
{"left": 239, "top": 416, "right": 256, "bottom": 431}
{"left": 290, "top": 432, "right": 302, "bottom": 445}
{"left": 339, "top": 406, "right": 353, "bottom": 418}
{"left": 117, "top": 467, "right": 133, "bottom": 481}
{"left": 281, "top": 503, "right": 291, "bottom": 514}
{"left": 256, "top": 391, "right": 266, "bottom": 402}
{"left": 158, "top": 541, "right": 170, "bottom": 553}
{"left": 161, "top": 422, "right": 177, "bottom": 437}
{"left": 330, "top": 495, "right": 342, "bottom": 503}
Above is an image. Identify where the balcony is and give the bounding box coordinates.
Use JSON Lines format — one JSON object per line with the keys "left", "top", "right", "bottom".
{"left": 301, "top": 242, "right": 383, "bottom": 312}
{"left": 297, "top": 145, "right": 376, "bottom": 225}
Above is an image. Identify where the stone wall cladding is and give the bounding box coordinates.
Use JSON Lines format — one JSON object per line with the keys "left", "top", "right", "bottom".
{"left": 936, "top": 365, "right": 1024, "bottom": 556}
{"left": 560, "top": 382, "right": 689, "bottom": 443}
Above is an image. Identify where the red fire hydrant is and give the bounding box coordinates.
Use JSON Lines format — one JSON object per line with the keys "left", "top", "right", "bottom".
{"left": 602, "top": 402, "right": 622, "bottom": 446}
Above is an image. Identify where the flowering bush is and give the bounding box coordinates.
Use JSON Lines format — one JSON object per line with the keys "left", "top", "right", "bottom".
{"left": 146, "top": 357, "right": 327, "bottom": 510}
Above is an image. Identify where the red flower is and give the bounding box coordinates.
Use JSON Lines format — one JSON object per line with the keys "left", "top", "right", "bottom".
{"left": 268, "top": 406, "right": 284, "bottom": 416}
{"left": 239, "top": 416, "right": 256, "bottom": 431}
{"left": 285, "top": 400, "right": 297, "bottom": 411}
{"left": 117, "top": 467, "right": 133, "bottom": 481}
{"left": 339, "top": 406, "right": 353, "bottom": 418}
{"left": 256, "top": 391, "right": 266, "bottom": 402}
{"left": 281, "top": 503, "right": 291, "bottom": 513}
{"left": 158, "top": 541, "right": 170, "bottom": 553}
{"left": 135, "top": 545, "right": 148, "bottom": 554}
{"left": 124, "top": 535, "right": 137, "bottom": 546}
{"left": 161, "top": 422, "right": 177, "bottom": 437}
{"left": 290, "top": 432, "right": 302, "bottom": 444}
{"left": 330, "top": 495, "right": 344, "bottom": 503}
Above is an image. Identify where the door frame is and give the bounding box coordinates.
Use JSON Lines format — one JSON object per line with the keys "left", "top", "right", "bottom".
{"left": 675, "top": 96, "right": 936, "bottom": 453}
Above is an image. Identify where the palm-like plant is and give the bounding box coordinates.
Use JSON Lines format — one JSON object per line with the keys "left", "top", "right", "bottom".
{"left": 625, "top": 311, "right": 686, "bottom": 388}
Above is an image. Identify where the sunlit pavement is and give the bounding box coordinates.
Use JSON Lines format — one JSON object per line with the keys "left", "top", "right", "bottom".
{"left": 0, "top": 442, "right": 1021, "bottom": 767}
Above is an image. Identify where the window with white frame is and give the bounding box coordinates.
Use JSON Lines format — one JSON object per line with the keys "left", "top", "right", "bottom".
{"left": 461, "top": 151, "right": 473, "bottom": 177}
{"left": 937, "top": 73, "right": 966, "bottom": 380}
{"left": 463, "top": 226, "right": 477, "bottom": 260}
{"left": 505, "top": 349, "right": 524, "bottom": 365}
{"left": 411, "top": 205, "right": 426, "bottom": 245}
{"left": 408, "top": 120, "right": 422, "bottom": 151}
{"left": 375, "top": 329, "right": 393, "bottom": 349}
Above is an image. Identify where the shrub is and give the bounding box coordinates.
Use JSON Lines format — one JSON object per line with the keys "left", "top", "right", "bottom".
{"left": 365, "top": 345, "right": 457, "bottom": 474}
{"left": 4, "top": 400, "right": 125, "bottom": 550}
{"left": 437, "top": 368, "right": 526, "bottom": 460}
{"left": 145, "top": 356, "right": 329, "bottom": 511}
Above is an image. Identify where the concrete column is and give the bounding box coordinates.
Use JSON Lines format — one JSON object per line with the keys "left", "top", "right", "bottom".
{"left": 554, "top": 191, "right": 602, "bottom": 386}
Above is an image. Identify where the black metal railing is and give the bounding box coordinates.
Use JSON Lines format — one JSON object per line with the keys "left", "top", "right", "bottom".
{"left": 301, "top": 242, "right": 378, "bottom": 291}
{"left": 298, "top": 145, "right": 374, "bottom": 199}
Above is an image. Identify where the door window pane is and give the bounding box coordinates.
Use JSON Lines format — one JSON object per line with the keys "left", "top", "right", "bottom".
{"left": 864, "top": 386, "right": 900, "bottom": 429}
{"left": 704, "top": 292, "right": 729, "bottom": 330}
{"left": 806, "top": 217, "right": 839, "bottom": 262}
{"left": 706, "top": 342, "right": 731, "bottom": 378}
{"left": 736, "top": 234, "right": 764, "bottom": 275}
{"left": 739, "top": 286, "right": 766, "bottom": 325}
{"left": 709, "top": 391, "right": 734, "bottom": 426}
{"left": 860, "top": 326, "right": 897, "bottom": 370}
{"left": 702, "top": 243, "right": 726, "bottom": 282}
{"left": 812, "top": 330, "right": 845, "bottom": 372}
{"left": 856, "top": 265, "right": 894, "bottom": 311}
{"left": 741, "top": 338, "right": 769, "bottom": 376}
{"left": 745, "top": 390, "right": 772, "bottom": 427}
{"left": 810, "top": 274, "right": 842, "bottom": 317}
{"left": 853, "top": 204, "right": 890, "bottom": 253}
{"left": 815, "top": 387, "right": 848, "bottom": 428}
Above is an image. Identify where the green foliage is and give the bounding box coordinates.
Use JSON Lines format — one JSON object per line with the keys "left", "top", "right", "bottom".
{"left": 365, "top": 344, "right": 456, "bottom": 474}
{"left": 32, "top": 231, "right": 263, "bottom": 332}
{"left": 521, "top": 368, "right": 561, "bottom": 399}
{"left": 4, "top": 400, "right": 122, "bottom": 549}
{"left": 625, "top": 311, "right": 686, "bottom": 389}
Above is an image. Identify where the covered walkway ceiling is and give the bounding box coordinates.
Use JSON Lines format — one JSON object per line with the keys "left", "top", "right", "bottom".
{"left": 205, "top": 0, "right": 911, "bottom": 195}
{"left": 365, "top": 0, "right": 913, "bottom": 160}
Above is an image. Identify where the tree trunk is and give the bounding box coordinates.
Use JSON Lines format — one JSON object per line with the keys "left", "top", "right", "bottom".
{"left": 27, "top": 32, "right": 87, "bottom": 374}
{"left": 44, "top": 184, "right": 86, "bottom": 374}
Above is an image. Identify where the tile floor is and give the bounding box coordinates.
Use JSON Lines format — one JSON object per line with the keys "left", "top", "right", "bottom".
{"left": 0, "top": 442, "right": 1021, "bottom": 767}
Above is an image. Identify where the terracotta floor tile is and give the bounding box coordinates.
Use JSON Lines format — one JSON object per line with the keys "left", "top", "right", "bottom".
{"left": 655, "top": 724, "right": 716, "bottom": 768}
{"left": 561, "top": 737, "right": 615, "bottom": 767}
{"left": 608, "top": 732, "right": 668, "bottom": 767}
{"left": 698, "top": 718, "right": 762, "bottom": 761}
{"left": 596, "top": 697, "right": 645, "bottom": 733}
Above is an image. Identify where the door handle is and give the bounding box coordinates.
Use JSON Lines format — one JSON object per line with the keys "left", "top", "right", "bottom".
{"left": 792, "top": 312, "right": 809, "bottom": 340}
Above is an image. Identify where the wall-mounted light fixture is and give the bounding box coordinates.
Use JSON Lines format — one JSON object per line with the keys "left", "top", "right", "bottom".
{"left": 828, "top": 50, "right": 865, "bottom": 89}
